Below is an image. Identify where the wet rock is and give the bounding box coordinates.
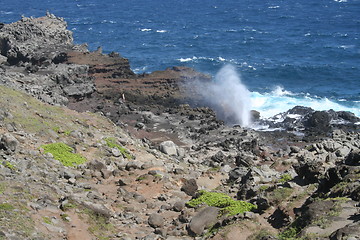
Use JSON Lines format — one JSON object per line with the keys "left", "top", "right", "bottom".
{"left": 188, "top": 206, "right": 219, "bottom": 236}
{"left": 305, "top": 111, "right": 331, "bottom": 133}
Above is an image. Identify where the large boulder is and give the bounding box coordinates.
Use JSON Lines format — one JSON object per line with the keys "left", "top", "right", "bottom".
{"left": 0, "top": 133, "right": 19, "bottom": 153}
{"left": 181, "top": 179, "right": 198, "bottom": 197}
{"left": 330, "top": 222, "right": 360, "bottom": 240}
{"left": 188, "top": 207, "right": 219, "bottom": 235}
{"left": 159, "top": 140, "right": 178, "bottom": 156}
{"left": 305, "top": 111, "right": 331, "bottom": 133}
{"left": 148, "top": 213, "right": 164, "bottom": 228}
{"left": 0, "top": 13, "right": 74, "bottom": 65}
{"left": 345, "top": 149, "right": 360, "bottom": 166}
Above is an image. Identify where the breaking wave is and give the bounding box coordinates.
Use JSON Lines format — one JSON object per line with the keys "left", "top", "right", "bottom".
{"left": 251, "top": 86, "right": 360, "bottom": 119}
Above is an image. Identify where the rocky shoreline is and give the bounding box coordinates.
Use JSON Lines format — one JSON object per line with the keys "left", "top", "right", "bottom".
{"left": 0, "top": 15, "right": 359, "bottom": 240}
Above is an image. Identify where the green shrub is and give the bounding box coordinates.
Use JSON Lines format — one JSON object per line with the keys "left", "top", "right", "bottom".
{"left": 104, "top": 137, "right": 133, "bottom": 159}
{"left": 279, "top": 174, "right": 292, "bottom": 183}
{"left": 2, "top": 161, "right": 16, "bottom": 171}
{"left": 186, "top": 190, "right": 256, "bottom": 216}
{"left": 41, "top": 142, "right": 87, "bottom": 167}
{"left": 267, "top": 187, "right": 293, "bottom": 205}
{"left": 278, "top": 227, "right": 299, "bottom": 240}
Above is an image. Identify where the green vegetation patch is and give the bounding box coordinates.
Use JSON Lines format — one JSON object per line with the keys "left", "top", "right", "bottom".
{"left": 0, "top": 183, "right": 5, "bottom": 194}
{"left": 267, "top": 187, "right": 294, "bottom": 205}
{"left": 186, "top": 190, "right": 256, "bottom": 216}
{"left": 104, "top": 137, "right": 133, "bottom": 159}
{"left": 82, "top": 208, "right": 115, "bottom": 240}
{"left": 41, "top": 142, "right": 87, "bottom": 167}
{"left": 0, "top": 203, "right": 15, "bottom": 211}
{"left": 0, "top": 202, "right": 34, "bottom": 238}
{"left": 2, "top": 161, "right": 16, "bottom": 171}
{"left": 42, "top": 216, "right": 52, "bottom": 225}
{"left": 279, "top": 174, "right": 292, "bottom": 184}
{"left": 278, "top": 226, "right": 300, "bottom": 240}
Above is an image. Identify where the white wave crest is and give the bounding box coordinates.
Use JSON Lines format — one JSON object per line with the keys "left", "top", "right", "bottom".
{"left": 251, "top": 88, "right": 360, "bottom": 119}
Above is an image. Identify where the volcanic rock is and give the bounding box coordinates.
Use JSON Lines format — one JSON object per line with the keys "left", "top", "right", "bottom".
{"left": 188, "top": 206, "right": 219, "bottom": 236}
{"left": 0, "top": 14, "right": 74, "bottom": 65}
{"left": 0, "top": 133, "right": 19, "bottom": 153}
{"left": 181, "top": 179, "right": 198, "bottom": 197}
{"left": 148, "top": 213, "right": 165, "bottom": 228}
{"left": 159, "top": 140, "right": 178, "bottom": 156}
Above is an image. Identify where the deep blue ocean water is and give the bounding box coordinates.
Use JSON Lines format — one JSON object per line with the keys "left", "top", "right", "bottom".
{"left": 1, "top": 0, "right": 359, "bottom": 118}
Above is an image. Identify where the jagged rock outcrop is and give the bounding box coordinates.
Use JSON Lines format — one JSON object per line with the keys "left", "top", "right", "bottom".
{"left": 0, "top": 13, "right": 74, "bottom": 65}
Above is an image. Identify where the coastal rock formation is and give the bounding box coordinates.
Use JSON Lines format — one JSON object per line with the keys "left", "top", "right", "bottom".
{"left": 0, "top": 13, "right": 73, "bottom": 65}
{"left": 0, "top": 14, "right": 359, "bottom": 240}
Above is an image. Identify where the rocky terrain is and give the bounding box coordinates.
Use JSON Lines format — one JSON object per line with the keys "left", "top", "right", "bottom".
{"left": 0, "top": 14, "right": 359, "bottom": 240}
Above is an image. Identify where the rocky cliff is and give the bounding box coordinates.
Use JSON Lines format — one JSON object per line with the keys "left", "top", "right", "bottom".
{"left": 0, "top": 15, "right": 359, "bottom": 240}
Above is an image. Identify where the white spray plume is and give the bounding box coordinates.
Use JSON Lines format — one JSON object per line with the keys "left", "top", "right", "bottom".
{"left": 189, "top": 64, "right": 252, "bottom": 127}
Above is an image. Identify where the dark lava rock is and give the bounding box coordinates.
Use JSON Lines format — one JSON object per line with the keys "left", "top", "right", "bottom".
{"left": 345, "top": 149, "right": 360, "bottom": 166}
{"left": 211, "top": 151, "right": 226, "bottom": 163}
{"left": 294, "top": 160, "right": 323, "bottom": 184}
{"left": 188, "top": 206, "right": 219, "bottom": 236}
{"left": 0, "top": 14, "right": 74, "bottom": 65}
{"left": 305, "top": 111, "right": 331, "bottom": 133}
{"left": 181, "top": 179, "right": 198, "bottom": 197}
{"left": 317, "top": 165, "right": 360, "bottom": 201}
{"left": 228, "top": 167, "right": 249, "bottom": 181}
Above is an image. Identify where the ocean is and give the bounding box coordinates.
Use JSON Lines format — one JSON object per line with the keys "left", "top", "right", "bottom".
{"left": 1, "top": 0, "right": 359, "bottom": 119}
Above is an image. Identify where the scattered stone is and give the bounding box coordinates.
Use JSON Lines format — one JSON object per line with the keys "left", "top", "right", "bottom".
{"left": 188, "top": 206, "right": 219, "bottom": 236}
{"left": 181, "top": 179, "right": 198, "bottom": 197}
{"left": 0, "top": 133, "right": 19, "bottom": 153}
{"left": 159, "top": 141, "right": 178, "bottom": 156}
{"left": 101, "top": 168, "right": 112, "bottom": 179}
{"left": 148, "top": 213, "right": 164, "bottom": 228}
{"left": 111, "top": 148, "right": 121, "bottom": 157}
{"left": 173, "top": 201, "right": 185, "bottom": 212}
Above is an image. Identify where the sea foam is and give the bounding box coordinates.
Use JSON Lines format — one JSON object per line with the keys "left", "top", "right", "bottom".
{"left": 251, "top": 86, "right": 360, "bottom": 119}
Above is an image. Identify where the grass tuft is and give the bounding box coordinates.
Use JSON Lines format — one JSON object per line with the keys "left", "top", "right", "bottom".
{"left": 187, "top": 190, "right": 256, "bottom": 216}
{"left": 41, "top": 142, "right": 87, "bottom": 167}
{"left": 104, "top": 137, "right": 133, "bottom": 159}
